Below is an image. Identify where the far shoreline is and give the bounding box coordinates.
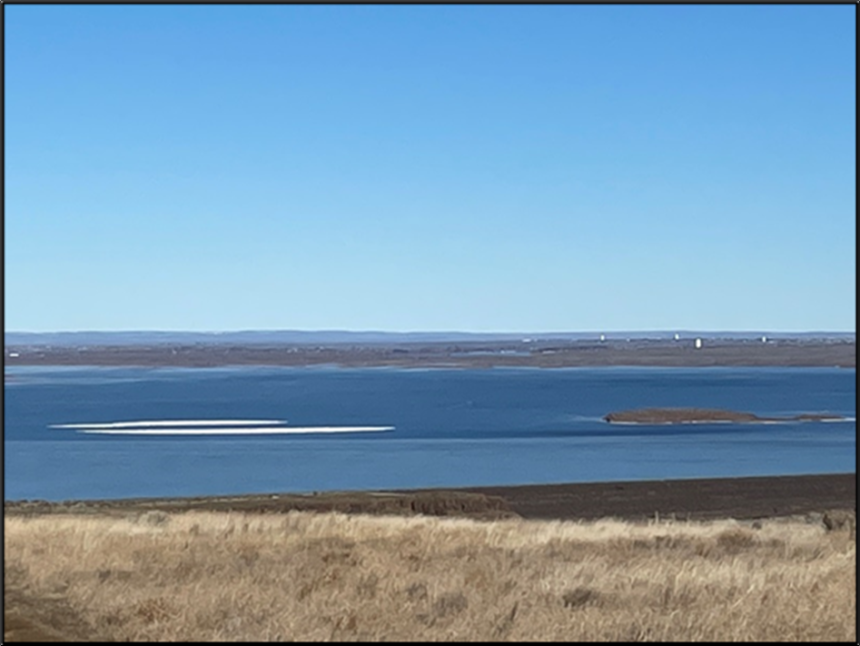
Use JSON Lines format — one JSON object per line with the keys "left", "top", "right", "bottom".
{"left": 3, "top": 338, "right": 856, "bottom": 369}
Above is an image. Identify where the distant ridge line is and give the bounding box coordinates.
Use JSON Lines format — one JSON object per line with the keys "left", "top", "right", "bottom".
{"left": 4, "top": 330, "right": 855, "bottom": 347}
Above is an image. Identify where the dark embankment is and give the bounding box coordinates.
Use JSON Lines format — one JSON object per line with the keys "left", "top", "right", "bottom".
{"left": 462, "top": 473, "right": 857, "bottom": 521}
{"left": 5, "top": 473, "right": 855, "bottom": 523}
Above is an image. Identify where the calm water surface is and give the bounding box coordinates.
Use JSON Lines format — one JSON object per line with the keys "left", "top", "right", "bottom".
{"left": 4, "top": 366, "right": 855, "bottom": 500}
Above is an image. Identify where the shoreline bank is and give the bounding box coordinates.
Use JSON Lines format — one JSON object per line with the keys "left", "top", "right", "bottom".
{"left": 6, "top": 473, "right": 855, "bottom": 523}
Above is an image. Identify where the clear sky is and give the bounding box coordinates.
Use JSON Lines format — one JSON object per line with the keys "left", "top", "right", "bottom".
{"left": 5, "top": 5, "right": 856, "bottom": 333}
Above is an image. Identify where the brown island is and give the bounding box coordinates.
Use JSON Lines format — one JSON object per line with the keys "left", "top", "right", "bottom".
{"left": 604, "top": 407, "right": 848, "bottom": 424}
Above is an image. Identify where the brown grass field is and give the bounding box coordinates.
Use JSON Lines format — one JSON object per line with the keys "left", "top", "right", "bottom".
{"left": 4, "top": 507, "right": 855, "bottom": 642}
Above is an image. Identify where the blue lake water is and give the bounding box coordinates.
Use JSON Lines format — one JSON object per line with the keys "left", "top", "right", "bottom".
{"left": 4, "top": 366, "right": 856, "bottom": 501}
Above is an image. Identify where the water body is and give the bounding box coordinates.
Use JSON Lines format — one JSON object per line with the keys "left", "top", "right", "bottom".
{"left": 4, "top": 366, "right": 855, "bottom": 501}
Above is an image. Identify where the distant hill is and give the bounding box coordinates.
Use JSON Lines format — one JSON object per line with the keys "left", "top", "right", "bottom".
{"left": 4, "top": 330, "right": 855, "bottom": 347}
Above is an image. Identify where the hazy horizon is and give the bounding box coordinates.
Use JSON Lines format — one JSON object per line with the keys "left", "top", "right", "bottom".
{"left": 5, "top": 327, "right": 856, "bottom": 333}
{"left": 5, "top": 328, "right": 855, "bottom": 339}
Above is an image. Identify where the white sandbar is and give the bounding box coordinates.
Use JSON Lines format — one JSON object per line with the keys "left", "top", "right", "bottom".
{"left": 51, "top": 420, "right": 287, "bottom": 429}
{"left": 76, "top": 426, "right": 395, "bottom": 435}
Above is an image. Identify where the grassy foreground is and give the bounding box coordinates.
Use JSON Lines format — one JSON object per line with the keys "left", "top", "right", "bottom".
{"left": 4, "top": 510, "right": 856, "bottom": 641}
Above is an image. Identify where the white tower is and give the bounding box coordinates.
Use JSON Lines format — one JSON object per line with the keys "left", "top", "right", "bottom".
{"left": 695, "top": 338, "right": 702, "bottom": 349}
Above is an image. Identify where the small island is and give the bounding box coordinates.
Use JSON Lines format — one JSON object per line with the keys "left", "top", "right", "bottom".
{"left": 604, "top": 407, "right": 847, "bottom": 425}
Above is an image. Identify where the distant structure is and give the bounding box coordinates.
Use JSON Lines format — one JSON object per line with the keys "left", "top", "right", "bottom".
{"left": 600, "top": 334, "right": 605, "bottom": 342}
{"left": 695, "top": 338, "right": 702, "bottom": 349}
{"left": 761, "top": 336, "right": 767, "bottom": 343}
{"left": 674, "top": 333, "right": 680, "bottom": 341}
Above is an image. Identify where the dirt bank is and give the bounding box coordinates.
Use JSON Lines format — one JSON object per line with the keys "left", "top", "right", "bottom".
{"left": 6, "top": 473, "right": 855, "bottom": 523}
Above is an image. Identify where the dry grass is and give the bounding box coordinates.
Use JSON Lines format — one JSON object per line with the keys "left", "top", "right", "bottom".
{"left": 4, "top": 510, "right": 855, "bottom": 641}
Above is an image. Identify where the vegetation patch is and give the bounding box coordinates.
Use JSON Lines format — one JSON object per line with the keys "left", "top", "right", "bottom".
{"left": 4, "top": 511, "right": 855, "bottom": 641}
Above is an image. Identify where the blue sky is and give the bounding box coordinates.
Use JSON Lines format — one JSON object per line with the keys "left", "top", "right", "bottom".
{"left": 5, "top": 5, "right": 855, "bottom": 333}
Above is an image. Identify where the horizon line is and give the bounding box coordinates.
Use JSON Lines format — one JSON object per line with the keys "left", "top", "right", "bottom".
{"left": 5, "top": 328, "right": 856, "bottom": 336}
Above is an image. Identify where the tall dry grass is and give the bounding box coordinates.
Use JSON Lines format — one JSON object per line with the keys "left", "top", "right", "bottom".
{"left": 4, "top": 510, "right": 855, "bottom": 641}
